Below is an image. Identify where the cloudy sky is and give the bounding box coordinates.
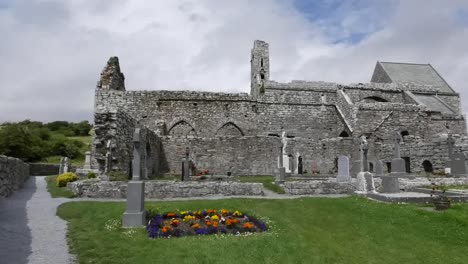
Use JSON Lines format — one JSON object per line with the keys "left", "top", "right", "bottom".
{"left": 0, "top": 0, "right": 467, "bottom": 123}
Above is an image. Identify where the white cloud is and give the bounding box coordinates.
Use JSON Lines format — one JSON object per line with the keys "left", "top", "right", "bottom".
{"left": 0, "top": 0, "right": 467, "bottom": 123}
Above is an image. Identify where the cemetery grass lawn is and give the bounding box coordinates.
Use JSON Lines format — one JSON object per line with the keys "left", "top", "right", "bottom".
{"left": 57, "top": 198, "right": 468, "bottom": 264}
{"left": 237, "top": 176, "right": 285, "bottom": 194}
{"left": 45, "top": 176, "right": 76, "bottom": 198}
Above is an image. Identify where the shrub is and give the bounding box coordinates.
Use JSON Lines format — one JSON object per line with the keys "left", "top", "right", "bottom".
{"left": 109, "top": 171, "right": 129, "bottom": 181}
{"left": 87, "top": 172, "right": 97, "bottom": 179}
{"left": 56, "top": 172, "right": 79, "bottom": 187}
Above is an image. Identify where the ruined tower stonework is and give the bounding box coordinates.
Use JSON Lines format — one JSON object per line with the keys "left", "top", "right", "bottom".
{"left": 92, "top": 40, "right": 467, "bottom": 178}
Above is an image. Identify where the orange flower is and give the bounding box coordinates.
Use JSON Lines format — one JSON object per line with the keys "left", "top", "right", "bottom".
{"left": 162, "top": 226, "right": 171, "bottom": 233}
{"left": 207, "top": 209, "right": 216, "bottom": 215}
{"left": 226, "top": 219, "right": 233, "bottom": 226}
{"left": 191, "top": 223, "right": 200, "bottom": 229}
{"left": 212, "top": 221, "right": 218, "bottom": 228}
{"left": 232, "top": 219, "right": 239, "bottom": 224}
{"left": 167, "top": 212, "right": 175, "bottom": 218}
{"left": 171, "top": 219, "right": 180, "bottom": 227}
{"left": 221, "top": 209, "right": 229, "bottom": 216}
{"left": 206, "top": 221, "right": 212, "bottom": 226}
{"left": 243, "top": 222, "right": 254, "bottom": 229}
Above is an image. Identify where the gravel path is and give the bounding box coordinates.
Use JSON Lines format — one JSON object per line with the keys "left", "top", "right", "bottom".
{"left": 0, "top": 176, "right": 75, "bottom": 264}
{"left": 0, "top": 176, "right": 349, "bottom": 264}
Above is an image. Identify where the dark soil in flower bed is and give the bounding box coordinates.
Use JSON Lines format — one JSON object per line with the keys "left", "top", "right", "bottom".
{"left": 146, "top": 209, "right": 268, "bottom": 238}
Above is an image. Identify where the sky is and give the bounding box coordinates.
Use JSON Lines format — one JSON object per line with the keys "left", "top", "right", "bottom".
{"left": 0, "top": 0, "right": 467, "bottom": 123}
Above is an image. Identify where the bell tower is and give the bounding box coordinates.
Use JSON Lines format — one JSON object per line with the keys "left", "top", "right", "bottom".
{"left": 250, "top": 40, "right": 270, "bottom": 97}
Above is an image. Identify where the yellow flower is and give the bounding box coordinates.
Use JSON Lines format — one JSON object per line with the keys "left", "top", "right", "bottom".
{"left": 233, "top": 210, "right": 242, "bottom": 216}
{"left": 183, "top": 215, "right": 195, "bottom": 222}
{"left": 211, "top": 215, "right": 219, "bottom": 222}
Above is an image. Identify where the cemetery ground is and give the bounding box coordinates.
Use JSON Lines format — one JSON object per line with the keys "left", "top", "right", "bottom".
{"left": 57, "top": 197, "right": 468, "bottom": 264}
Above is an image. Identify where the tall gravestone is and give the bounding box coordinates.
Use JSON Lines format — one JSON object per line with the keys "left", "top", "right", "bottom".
{"left": 276, "top": 144, "right": 285, "bottom": 184}
{"left": 446, "top": 135, "right": 455, "bottom": 170}
{"left": 63, "top": 157, "right": 69, "bottom": 173}
{"left": 59, "top": 157, "right": 64, "bottom": 175}
{"left": 181, "top": 147, "right": 190, "bottom": 181}
{"left": 356, "top": 136, "right": 375, "bottom": 193}
{"left": 375, "top": 160, "right": 384, "bottom": 177}
{"left": 122, "top": 128, "right": 146, "bottom": 227}
{"left": 336, "top": 155, "right": 351, "bottom": 183}
{"left": 83, "top": 151, "right": 92, "bottom": 170}
{"left": 451, "top": 153, "right": 467, "bottom": 177}
{"left": 381, "top": 132, "right": 403, "bottom": 193}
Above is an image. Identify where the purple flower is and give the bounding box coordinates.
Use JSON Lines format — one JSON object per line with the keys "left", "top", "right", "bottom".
{"left": 195, "top": 228, "right": 208, "bottom": 235}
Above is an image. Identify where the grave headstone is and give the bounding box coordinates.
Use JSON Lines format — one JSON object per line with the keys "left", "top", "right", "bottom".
{"left": 360, "top": 136, "right": 369, "bottom": 172}
{"left": 63, "top": 157, "right": 69, "bottom": 173}
{"left": 337, "top": 156, "right": 351, "bottom": 182}
{"left": 375, "top": 160, "right": 384, "bottom": 177}
{"left": 83, "top": 151, "right": 92, "bottom": 170}
{"left": 381, "top": 131, "right": 403, "bottom": 193}
{"left": 59, "top": 157, "right": 64, "bottom": 175}
{"left": 451, "top": 152, "right": 467, "bottom": 177}
{"left": 122, "top": 128, "right": 146, "bottom": 227}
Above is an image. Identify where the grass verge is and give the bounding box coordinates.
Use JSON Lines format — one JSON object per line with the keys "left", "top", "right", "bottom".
{"left": 45, "top": 175, "right": 76, "bottom": 198}
{"left": 57, "top": 198, "right": 468, "bottom": 264}
{"left": 237, "top": 176, "right": 285, "bottom": 194}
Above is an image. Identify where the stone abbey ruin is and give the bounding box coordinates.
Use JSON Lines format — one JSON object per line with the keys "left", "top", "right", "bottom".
{"left": 92, "top": 40, "right": 467, "bottom": 179}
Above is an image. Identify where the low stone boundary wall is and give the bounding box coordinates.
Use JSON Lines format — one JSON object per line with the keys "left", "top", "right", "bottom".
{"left": 28, "top": 163, "right": 59, "bottom": 176}
{"left": 283, "top": 179, "right": 355, "bottom": 195}
{"left": 0, "top": 155, "right": 30, "bottom": 198}
{"left": 68, "top": 180, "right": 264, "bottom": 198}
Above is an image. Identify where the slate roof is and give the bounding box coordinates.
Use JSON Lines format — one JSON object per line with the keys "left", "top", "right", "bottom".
{"left": 413, "top": 94, "right": 455, "bottom": 114}
{"left": 372, "top": 62, "right": 455, "bottom": 93}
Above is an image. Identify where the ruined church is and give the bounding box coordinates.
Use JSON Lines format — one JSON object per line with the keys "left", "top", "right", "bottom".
{"left": 92, "top": 40, "right": 467, "bottom": 178}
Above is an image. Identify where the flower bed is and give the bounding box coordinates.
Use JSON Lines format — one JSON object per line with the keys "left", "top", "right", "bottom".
{"left": 146, "top": 209, "right": 268, "bottom": 238}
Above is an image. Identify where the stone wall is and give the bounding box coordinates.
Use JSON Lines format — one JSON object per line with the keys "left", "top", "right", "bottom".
{"left": 283, "top": 180, "right": 355, "bottom": 195}
{"left": 0, "top": 155, "right": 29, "bottom": 198}
{"left": 28, "top": 163, "right": 59, "bottom": 176}
{"left": 68, "top": 180, "right": 264, "bottom": 198}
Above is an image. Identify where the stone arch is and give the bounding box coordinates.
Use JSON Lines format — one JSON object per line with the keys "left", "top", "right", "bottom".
{"left": 361, "top": 96, "right": 388, "bottom": 103}
{"left": 168, "top": 120, "right": 197, "bottom": 137}
{"left": 401, "top": 130, "right": 409, "bottom": 137}
{"left": 215, "top": 122, "right": 244, "bottom": 137}
{"left": 422, "top": 160, "right": 434, "bottom": 173}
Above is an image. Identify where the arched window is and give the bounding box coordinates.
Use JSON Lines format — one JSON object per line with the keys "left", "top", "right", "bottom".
{"left": 339, "top": 131, "right": 350, "bottom": 137}
{"left": 422, "top": 160, "right": 434, "bottom": 173}
{"left": 168, "top": 121, "right": 197, "bottom": 137}
{"left": 216, "top": 122, "right": 244, "bottom": 137}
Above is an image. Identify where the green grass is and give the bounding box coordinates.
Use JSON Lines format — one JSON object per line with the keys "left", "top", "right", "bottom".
{"left": 45, "top": 175, "right": 76, "bottom": 198}
{"left": 446, "top": 185, "right": 468, "bottom": 190}
{"left": 236, "top": 176, "right": 285, "bottom": 194}
{"left": 58, "top": 198, "right": 468, "bottom": 264}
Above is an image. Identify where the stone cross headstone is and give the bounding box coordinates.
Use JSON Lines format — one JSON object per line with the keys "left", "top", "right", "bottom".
{"left": 393, "top": 131, "right": 403, "bottom": 159}
{"left": 337, "top": 156, "right": 351, "bottom": 182}
{"left": 360, "top": 136, "right": 369, "bottom": 172}
{"left": 104, "top": 140, "right": 113, "bottom": 174}
{"left": 123, "top": 127, "right": 146, "bottom": 227}
{"left": 276, "top": 141, "right": 285, "bottom": 184}
{"left": 63, "top": 157, "right": 69, "bottom": 173}
{"left": 381, "top": 131, "right": 403, "bottom": 193}
{"left": 83, "top": 151, "right": 92, "bottom": 170}
{"left": 181, "top": 147, "right": 190, "bottom": 181}
{"left": 447, "top": 135, "right": 455, "bottom": 169}
{"left": 451, "top": 152, "right": 467, "bottom": 177}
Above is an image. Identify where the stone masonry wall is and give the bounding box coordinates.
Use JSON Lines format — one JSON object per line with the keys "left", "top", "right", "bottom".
{"left": 68, "top": 180, "right": 264, "bottom": 198}
{"left": 0, "top": 155, "right": 29, "bottom": 198}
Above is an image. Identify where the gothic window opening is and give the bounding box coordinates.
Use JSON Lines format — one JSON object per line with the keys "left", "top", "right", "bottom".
{"left": 215, "top": 122, "right": 244, "bottom": 137}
